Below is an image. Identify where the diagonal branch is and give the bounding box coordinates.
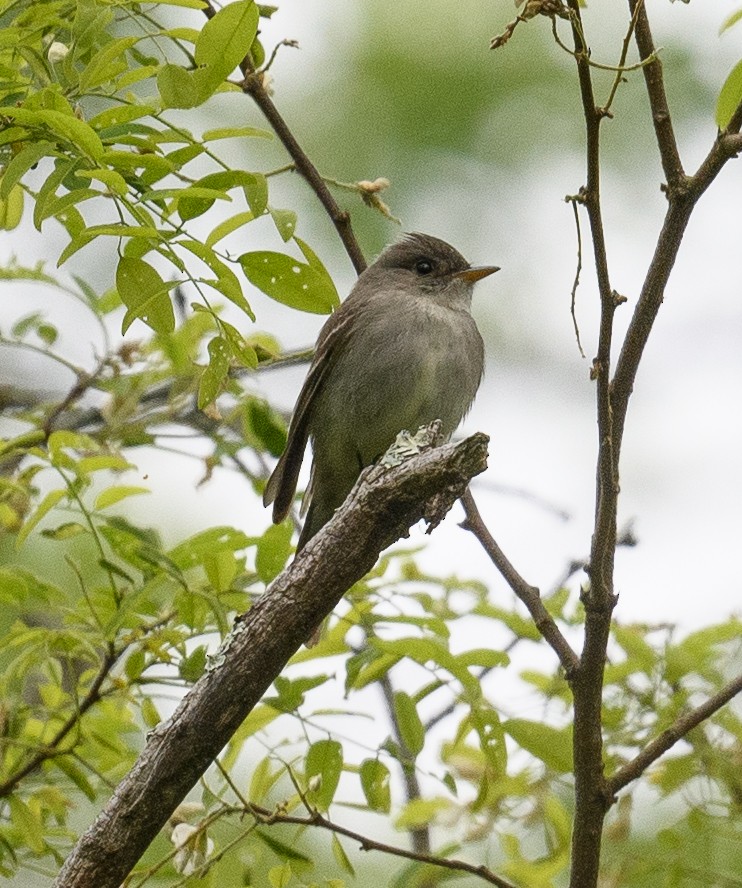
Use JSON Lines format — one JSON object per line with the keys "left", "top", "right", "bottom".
{"left": 610, "top": 92, "right": 742, "bottom": 455}
{"left": 54, "top": 432, "right": 489, "bottom": 888}
{"left": 608, "top": 673, "right": 742, "bottom": 795}
{"left": 199, "top": 1, "right": 368, "bottom": 274}
{"left": 0, "top": 644, "right": 117, "bottom": 798}
{"left": 245, "top": 802, "right": 518, "bottom": 888}
{"left": 460, "top": 489, "right": 580, "bottom": 676}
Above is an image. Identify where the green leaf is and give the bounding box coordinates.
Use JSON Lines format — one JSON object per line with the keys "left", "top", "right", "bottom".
{"left": 244, "top": 173, "right": 269, "bottom": 217}
{"left": 255, "top": 521, "right": 293, "bottom": 583}
{"left": 125, "top": 648, "right": 146, "bottom": 680}
{"left": 52, "top": 756, "right": 97, "bottom": 801}
{"left": 0, "top": 107, "right": 104, "bottom": 161}
{"left": 373, "top": 636, "right": 480, "bottom": 695}
{"left": 395, "top": 797, "right": 451, "bottom": 830}
{"left": 393, "top": 691, "right": 425, "bottom": 758}
{"left": 221, "top": 320, "right": 258, "bottom": 368}
{"left": 331, "top": 833, "right": 355, "bottom": 876}
{"left": 17, "top": 489, "right": 66, "bottom": 547}
{"left": 58, "top": 224, "right": 162, "bottom": 266}
{"left": 455, "top": 648, "right": 509, "bottom": 669}
{"left": 75, "top": 167, "right": 128, "bottom": 195}
{"left": 37, "top": 322, "right": 58, "bottom": 344}
{"left": 345, "top": 651, "right": 402, "bottom": 691}
{"left": 0, "top": 185, "right": 24, "bottom": 230}
{"left": 194, "top": 0, "right": 259, "bottom": 75}
{"left": 77, "top": 454, "right": 134, "bottom": 475}
{"left": 268, "top": 863, "right": 292, "bottom": 888}
{"left": 242, "top": 398, "right": 286, "bottom": 455}
{"left": 203, "top": 548, "right": 238, "bottom": 591}
{"left": 225, "top": 705, "right": 281, "bottom": 768}
{"left": 717, "top": 60, "right": 742, "bottom": 129}
{"left": 256, "top": 830, "right": 312, "bottom": 864}
{"left": 239, "top": 250, "right": 339, "bottom": 314}
{"left": 95, "top": 485, "right": 149, "bottom": 510}
{"left": 360, "top": 759, "right": 391, "bottom": 813}
{"left": 141, "top": 696, "right": 161, "bottom": 728}
{"left": 720, "top": 9, "right": 742, "bottom": 33}
{"left": 503, "top": 719, "right": 573, "bottom": 773}
{"left": 180, "top": 645, "right": 208, "bottom": 682}
{"left": 197, "top": 335, "right": 231, "bottom": 409}
{"left": 306, "top": 739, "right": 343, "bottom": 810}
{"left": 249, "top": 757, "right": 276, "bottom": 802}
{"left": 88, "top": 104, "right": 157, "bottom": 132}
{"left": 117, "top": 256, "right": 176, "bottom": 335}
{"left": 157, "top": 1, "right": 259, "bottom": 109}
{"left": 143, "top": 0, "right": 206, "bottom": 6}
{"left": 269, "top": 207, "right": 297, "bottom": 241}
{"left": 205, "top": 210, "right": 255, "bottom": 248}
{"left": 202, "top": 125, "right": 272, "bottom": 141}
{"left": 41, "top": 522, "right": 87, "bottom": 540}
{"left": 79, "top": 36, "right": 140, "bottom": 91}
{"left": 8, "top": 796, "right": 46, "bottom": 854}
{"left": 157, "top": 64, "right": 201, "bottom": 109}
{"left": 0, "top": 142, "right": 55, "bottom": 199}
{"left": 180, "top": 239, "right": 254, "bottom": 318}
{"left": 175, "top": 170, "right": 262, "bottom": 221}
{"left": 48, "top": 430, "right": 98, "bottom": 461}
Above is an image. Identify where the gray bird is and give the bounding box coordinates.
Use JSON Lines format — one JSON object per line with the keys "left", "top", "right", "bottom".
{"left": 263, "top": 232, "right": 499, "bottom": 551}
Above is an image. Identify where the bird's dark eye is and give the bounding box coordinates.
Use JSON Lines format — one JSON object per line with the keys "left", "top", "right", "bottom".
{"left": 415, "top": 259, "right": 434, "bottom": 275}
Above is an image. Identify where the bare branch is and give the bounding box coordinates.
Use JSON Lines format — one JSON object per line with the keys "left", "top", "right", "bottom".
{"left": 54, "top": 433, "right": 489, "bottom": 887}
{"left": 200, "top": 2, "right": 367, "bottom": 274}
{"left": 459, "top": 489, "right": 580, "bottom": 676}
{"left": 562, "top": 4, "right": 624, "bottom": 885}
{"left": 565, "top": 191, "right": 586, "bottom": 358}
{"left": 245, "top": 802, "right": 519, "bottom": 888}
{"left": 611, "top": 92, "right": 742, "bottom": 455}
{"left": 628, "top": 0, "right": 685, "bottom": 190}
{"left": 608, "top": 673, "right": 742, "bottom": 795}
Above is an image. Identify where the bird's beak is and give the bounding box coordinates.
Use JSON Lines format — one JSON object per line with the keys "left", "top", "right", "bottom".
{"left": 455, "top": 265, "right": 500, "bottom": 283}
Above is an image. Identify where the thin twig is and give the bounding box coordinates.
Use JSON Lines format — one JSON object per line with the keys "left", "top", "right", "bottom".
{"left": 628, "top": 0, "right": 685, "bottom": 189}
{"left": 246, "top": 802, "right": 518, "bottom": 888}
{"left": 600, "top": 0, "right": 644, "bottom": 117}
{"left": 565, "top": 193, "right": 586, "bottom": 358}
{"left": 551, "top": 14, "right": 657, "bottom": 77}
{"left": 608, "top": 673, "right": 742, "bottom": 795}
{"left": 459, "top": 488, "right": 580, "bottom": 676}
{"left": 0, "top": 645, "right": 117, "bottom": 798}
{"left": 203, "top": 1, "right": 368, "bottom": 274}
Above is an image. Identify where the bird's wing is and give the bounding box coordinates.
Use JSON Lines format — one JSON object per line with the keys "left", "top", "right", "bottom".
{"left": 262, "top": 307, "right": 355, "bottom": 524}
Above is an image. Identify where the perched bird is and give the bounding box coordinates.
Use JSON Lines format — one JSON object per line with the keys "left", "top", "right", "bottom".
{"left": 263, "top": 232, "right": 498, "bottom": 551}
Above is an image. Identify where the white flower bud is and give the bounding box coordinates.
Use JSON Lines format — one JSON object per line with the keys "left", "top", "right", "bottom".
{"left": 47, "top": 42, "right": 69, "bottom": 64}
{"left": 171, "top": 822, "right": 214, "bottom": 876}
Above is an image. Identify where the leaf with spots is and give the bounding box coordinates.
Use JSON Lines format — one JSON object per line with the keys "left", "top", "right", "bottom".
{"left": 239, "top": 249, "right": 339, "bottom": 314}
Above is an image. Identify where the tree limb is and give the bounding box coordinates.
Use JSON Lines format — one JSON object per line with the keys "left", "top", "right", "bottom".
{"left": 610, "top": 92, "right": 742, "bottom": 455}
{"left": 561, "top": 4, "right": 622, "bottom": 885}
{"left": 608, "top": 673, "right": 742, "bottom": 796}
{"left": 460, "top": 489, "right": 580, "bottom": 676}
{"left": 53, "top": 432, "right": 489, "bottom": 888}
{"left": 244, "top": 802, "right": 519, "bottom": 888}
{"left": 628, "top": 0, "right": 685, "bottom": 190}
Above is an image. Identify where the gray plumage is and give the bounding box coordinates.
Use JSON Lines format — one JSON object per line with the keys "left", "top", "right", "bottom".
{"left": 263, "top": 233, "right": 498, "bottom": 550}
